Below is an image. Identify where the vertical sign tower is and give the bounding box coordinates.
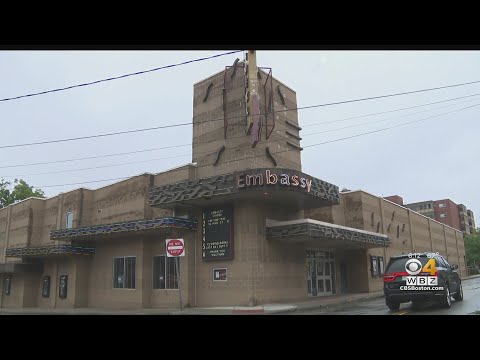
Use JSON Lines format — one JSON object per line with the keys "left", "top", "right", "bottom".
{"left": 245, "top": 50, "right": 261, "bottom": 147}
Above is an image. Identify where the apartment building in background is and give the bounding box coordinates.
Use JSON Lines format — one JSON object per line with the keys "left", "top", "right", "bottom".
{"left": 385, "top": 195, "right": 475, "bottom": 235}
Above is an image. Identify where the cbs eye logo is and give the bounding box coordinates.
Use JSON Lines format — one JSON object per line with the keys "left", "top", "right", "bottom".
{"left": 405, "top": 258, "right": 437, "bottom": 276}
{"left": 405, "top": 259, "right": 423, "bottom": 275}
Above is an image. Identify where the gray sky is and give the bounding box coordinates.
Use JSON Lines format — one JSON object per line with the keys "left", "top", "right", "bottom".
{"left": 1, "top": 50, "right": 479, "bottom": 220}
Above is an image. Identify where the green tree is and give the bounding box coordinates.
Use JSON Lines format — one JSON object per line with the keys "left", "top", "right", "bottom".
{"left": 464, "top": 229, "right": 480, "bottom": 268}
{"left": 0, "top": 178, "right": 45, "bottom": 209}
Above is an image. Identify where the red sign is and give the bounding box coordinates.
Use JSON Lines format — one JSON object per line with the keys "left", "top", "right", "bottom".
{"left": 166, "top": 238, "right": 185, "bottom": 257}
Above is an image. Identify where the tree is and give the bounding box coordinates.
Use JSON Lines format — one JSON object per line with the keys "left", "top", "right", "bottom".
{"left": 464, "top": 229, "right": 480, "bottom": 268}
{"left": 0, "top": 178, "right": 45, "bottom": 209}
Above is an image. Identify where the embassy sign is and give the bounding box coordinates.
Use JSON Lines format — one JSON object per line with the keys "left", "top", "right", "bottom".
{"left": 149, "top": 168, "right": 340, "bottom": 207}
{"left": 237, "top": 169, "right": 313, "bottom": 193}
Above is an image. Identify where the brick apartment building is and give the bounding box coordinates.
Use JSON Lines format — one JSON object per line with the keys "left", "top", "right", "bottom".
{"left": 385, "top": 196, "right": 476, "bottom": 235}
{"left": 0, "top": 55, "right": 467, "bottom": 310}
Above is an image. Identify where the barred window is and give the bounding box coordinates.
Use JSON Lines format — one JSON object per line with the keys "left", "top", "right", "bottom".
{"left": 153, "top": 255, "right": 179, "bottom": 290}
{"left": 113, "top": 257, "right": 136, "bottom": 289}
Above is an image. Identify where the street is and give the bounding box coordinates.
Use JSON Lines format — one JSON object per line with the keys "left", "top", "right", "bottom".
{"left": 291, "top": 276, "right": 480, "bottom": 315}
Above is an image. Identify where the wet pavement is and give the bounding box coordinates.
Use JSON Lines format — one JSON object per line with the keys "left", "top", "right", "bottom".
{"left": 291, "top": 276, "right": 480, "bottom": 315}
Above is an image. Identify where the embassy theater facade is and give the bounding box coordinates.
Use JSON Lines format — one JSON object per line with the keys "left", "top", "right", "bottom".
{"left": 0, "top": 52, "right": 466, "bottom": 309}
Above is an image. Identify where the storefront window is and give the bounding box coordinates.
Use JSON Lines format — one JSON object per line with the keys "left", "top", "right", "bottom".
{"left": 153, "top": 255, "right": 179, "bottom": 290}
{"left": 113, "top": 257, "right": 136, "bottom": 289}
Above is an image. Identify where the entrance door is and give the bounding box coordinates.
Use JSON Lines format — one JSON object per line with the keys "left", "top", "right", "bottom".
{"left": 306, "top": 250, "right": 335, "bottom": 296}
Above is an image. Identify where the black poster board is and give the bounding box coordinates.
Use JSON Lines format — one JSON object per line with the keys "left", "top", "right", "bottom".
{"left": 202, "top": 206, "right": 233, "bottom": 261}
{"left": 59, "top": 275, "right": 68, "bottom": 299}
{"left": 370, "top": 255, "right": 378, "bottom": 277}
{"left": 42, "top": 276, "right": 50, "bottom": 298}
{"left": 4, "top": 277, "right": 11, "bottom": 296}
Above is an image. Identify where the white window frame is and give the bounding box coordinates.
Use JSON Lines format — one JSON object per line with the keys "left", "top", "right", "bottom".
{"left": 439, "top": 203, "right": 446, "bottom": 208}
{"left": 152, "top": 255, "right": 179, "bottom": 290}
{"left": 440, "top": 213, "right": 447, "bottom": 218}
{"left": 66, "top": 211, "right": 74, "bottom": 229}
{"left": 112, "top": 256, "right": 136, "bottom": 289}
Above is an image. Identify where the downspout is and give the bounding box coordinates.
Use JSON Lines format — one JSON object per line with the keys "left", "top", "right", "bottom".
{"left": 1, "top": 206, "right": 13, "bottom": 308}
{"left": 193, "top": 162, "right": 198, "bottom": 307}
{"left": 194, "top": 227, "right": 197, "bottom": 307}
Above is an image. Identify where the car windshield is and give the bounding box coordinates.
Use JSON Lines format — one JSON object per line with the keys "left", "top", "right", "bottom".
{"left": 385, "top": 256, "right": 431, "bottom": 273}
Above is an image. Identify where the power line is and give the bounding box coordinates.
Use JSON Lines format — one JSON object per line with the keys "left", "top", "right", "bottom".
{"left": 0, "top": 144, "right": 191, "bottom": 169}
{"left": 302, "top": 96, "right": 480, "bottom": 137}
{"left": 197, "top": 102, "right": 480, "bottom": 168}
{"left": 2, "top": 93, "right": 478, "bottom": 172}
{"left": 301, "top": 92, "right": 480, "bottom": 128}
{"left": 0, "top": 122, "right": 193, "bottom": 150}
{"left": 0, "top": 50, "right": 244, "bottom": 103}
{"left": 28, "top": 102, "right": 480, "bottom": 189}
{"left": 295, "top": 79, "right": 480, "bottom": 112}
{"left": 3, "top": 97, "right": 464, "bottom": 177}
{"left": 305, "top": 103, "right": 480, "bottom": 148}
{"left": 38, "top": 177, "right": 132, "bottom": 189}
{"left": 2, "top": 153, "right": 191, "bottom": 177}
{"left": 2, "top": 83, "right": 480, "bottom": 151}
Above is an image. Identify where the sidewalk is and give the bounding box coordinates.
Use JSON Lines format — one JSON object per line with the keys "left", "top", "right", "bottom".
{"left": 0, "top": 291, "right": 384, "bottom": 315}
{"left": 2, "top": 275, "right": 478, "bottom": 315}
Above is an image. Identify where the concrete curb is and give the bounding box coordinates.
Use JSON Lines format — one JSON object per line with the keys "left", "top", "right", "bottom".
{"left": 463, "top": 274, "right": 480, "bottom": 281}
{"left": 292, "top": 292, "right": 385, "bottom": 313}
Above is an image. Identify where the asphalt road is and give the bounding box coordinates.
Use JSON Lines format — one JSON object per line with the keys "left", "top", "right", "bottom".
{"left": 292, "top": 276, "right": 480, "bottom": 315}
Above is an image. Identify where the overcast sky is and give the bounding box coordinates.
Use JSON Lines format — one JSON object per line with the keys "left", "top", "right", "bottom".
{"left": 0, "top": 50, "right": 479, "bottom": 220}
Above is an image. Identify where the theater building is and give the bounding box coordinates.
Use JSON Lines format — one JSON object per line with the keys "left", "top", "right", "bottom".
{"left": 0, "top": 55, "right": 466, "bottom": 309}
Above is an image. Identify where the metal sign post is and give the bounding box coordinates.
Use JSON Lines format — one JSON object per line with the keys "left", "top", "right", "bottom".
{"left": 175, "top": 257, "right": 183, "bottom": 311}
{"left": 166, "top": 238, "right": 185, "bottom": 312}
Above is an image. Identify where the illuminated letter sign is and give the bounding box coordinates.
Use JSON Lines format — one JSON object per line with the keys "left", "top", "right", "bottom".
{"left": 237, "top": 169, "right": 312, "bottom": 193}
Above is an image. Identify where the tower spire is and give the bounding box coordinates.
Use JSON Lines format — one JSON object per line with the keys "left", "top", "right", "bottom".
{"left": 245, "top": 50, "right": 260, "bottom": 147}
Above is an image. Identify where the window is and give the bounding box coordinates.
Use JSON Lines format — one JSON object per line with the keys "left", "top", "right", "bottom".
{"left": 113, "top": 257, "right": 136, "bottom": 289}
{"left": 439, "top": 203, "right": 446, "bottom": 208}
{"left": 42, "top": 276, "right": 50, "bottom": 298}
{"left": 3, "top": 276, "right": 11, "bottom": 296}
{"left": 440, "top": 213, "right": 447, "bottom": 218}
{"left": 66, "top": 211, "right": 73, "bottom": 229}
{"left": 59, "top": 275, "right": 68, "bottom": 299}
{"left": 378, "top": 257, "right": 385, "bottom": 276}
{"left": 397, "top": 225, "right": 400, "bottom": 238}
{"left": 370, "top": 255, "right": 378, "bottom": 277}
{"left": 153, "top": 255, "right": 179, "bottom": 289}
{"left": 427, "top": 204, "right": 431, "bottom": 209}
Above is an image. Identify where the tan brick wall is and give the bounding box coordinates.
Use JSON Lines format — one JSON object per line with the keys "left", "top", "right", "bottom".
{"left": 56, "top": 259, "right": 76, "bottom": 308}
{"left": 87, "top": 239, "right": 143, "bottom": 309}
{"left": 82, "top": 175, "right": 150, "bottom": 226}
{"left": 1, "top": 274, "right": 24, "bottom": 308}
{"left": 37, "top": 261, "right": 57, "bottom": 308}
{"left": 194, "top": 201, "right": 306, "bottom": 307}
{"left": 192, "top": 67, "right": 302, "bottom": 179}
{"left": 341, "top": 191, "right": 467, "bottom": 288}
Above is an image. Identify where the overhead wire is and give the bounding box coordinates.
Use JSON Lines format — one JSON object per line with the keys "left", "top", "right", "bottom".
{"left": 2, "top": 83, "right": 480, "bottom": 150}
{"left": 2, "top": 95, "right": 479, "bottom": 177}
{"left": 0, "top": 50, "right": 244, "bottom": 102}
{"left": 29, "top": 102, "right": 480, "bottom": 188}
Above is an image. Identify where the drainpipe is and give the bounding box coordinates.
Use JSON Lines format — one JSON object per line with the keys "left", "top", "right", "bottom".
{"left": 194, "top": 227, "right": 197, "bottom": 307}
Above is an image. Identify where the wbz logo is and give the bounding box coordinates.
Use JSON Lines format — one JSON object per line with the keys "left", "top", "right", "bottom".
{"left": 405, "top": 276, "right": 438, "bottom": 285}
{"left": 404, "top": 257, "right": 438, "bottom": 286}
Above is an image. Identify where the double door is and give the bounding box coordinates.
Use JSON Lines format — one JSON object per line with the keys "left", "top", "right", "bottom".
{"left": 306, "top": 251, "right": 334, "bottom": 296}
